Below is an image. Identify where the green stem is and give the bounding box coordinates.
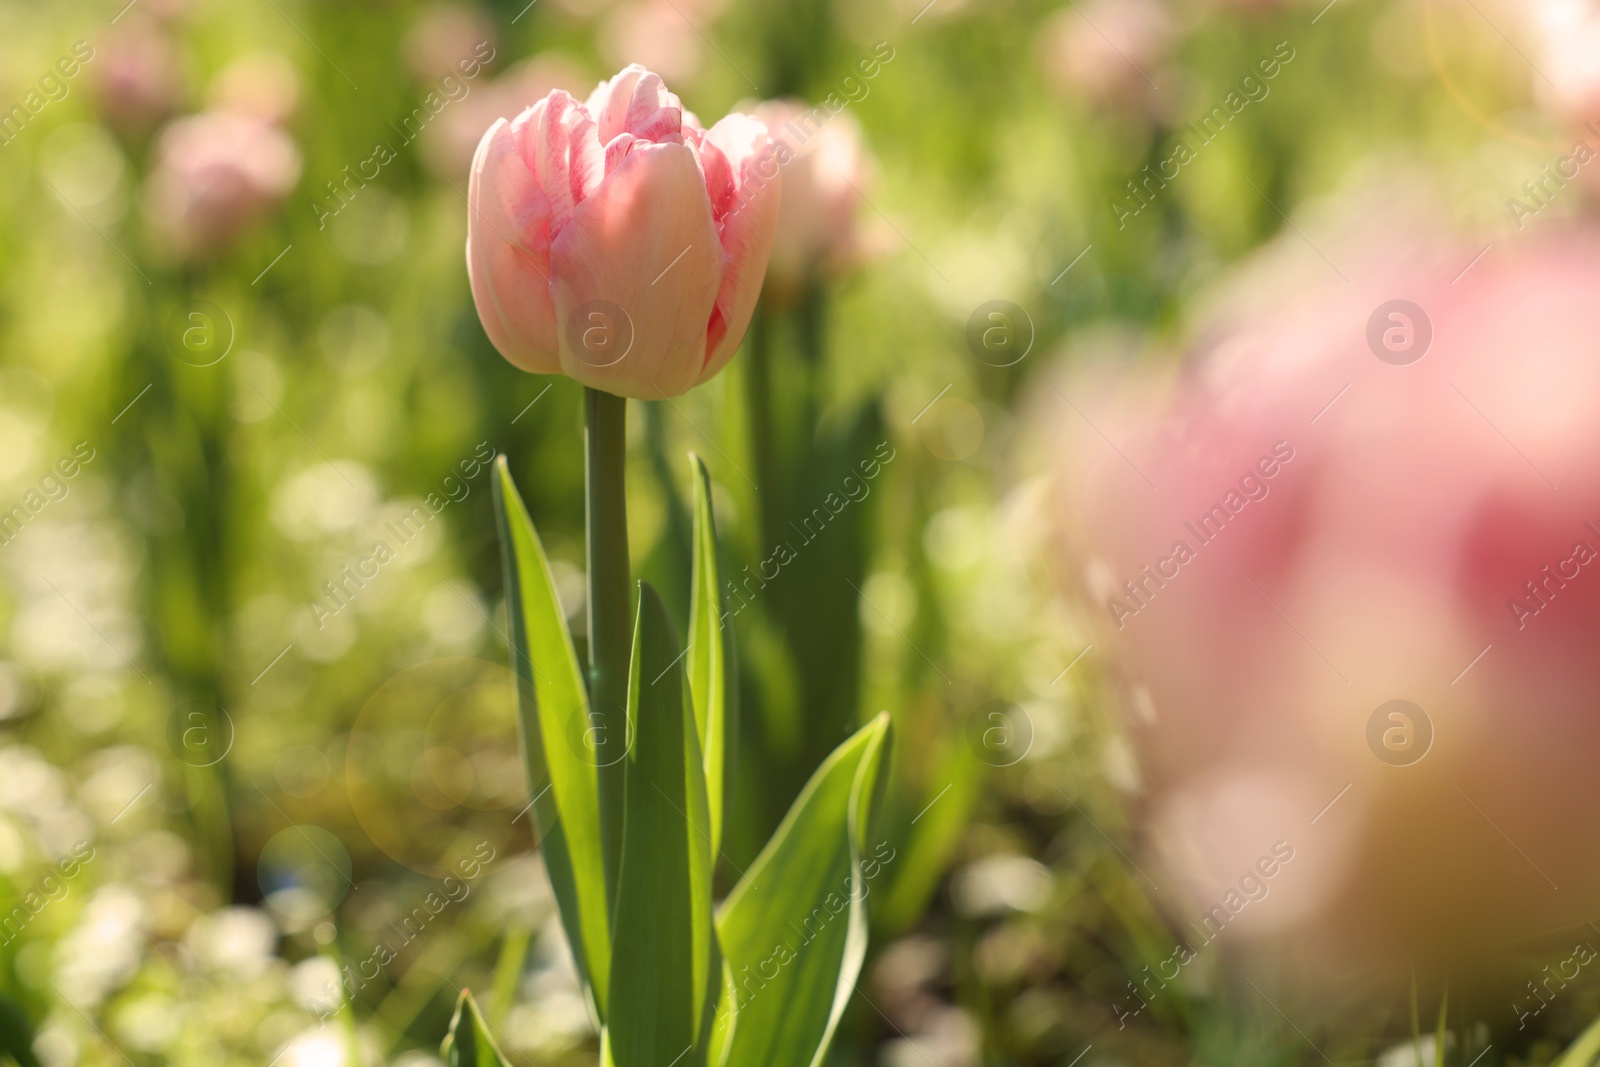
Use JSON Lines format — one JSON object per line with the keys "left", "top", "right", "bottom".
{"left": 745, "top": 304, "right": 780, "bottom": 549}
{"left": 584, "top": 387, "right": 631, "bottom": 916}
{"left": 486, "top": 925, "right": 532, "bottom": 1027}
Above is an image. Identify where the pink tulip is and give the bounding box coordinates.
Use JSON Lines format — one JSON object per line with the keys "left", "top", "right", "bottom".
{"left": 142, "top": 110, "right": 301, "bottom": 258}
{"left": 466, "top": 64, "right": 780, "bottom": 399}
{"left": 1036, "top": 0, "right": 1172, "bottom": 111}
{"left": 1055, "top": 227, "right": 1600, "bottom": 978}
{"left": 750, "top": 99, "right": 874, "bottom": 299}
{"left": 599, "top": 1, "right": 705, "bottom": 86}
{"left": 92, "top": 15, "right": 184, "bottom": 138}
{"left": 403, "top": 2, "right": 498, "bottom": 84}
{"left": 421, "top": 54, "right": 587, "bottom": 178}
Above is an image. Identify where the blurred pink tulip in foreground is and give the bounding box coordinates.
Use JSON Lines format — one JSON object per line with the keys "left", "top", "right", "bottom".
{"left": 1056, "top": 227, "right": 1600, "bottom": 977}
{"left": 466, "top": 64, "right": 780, "bottom": 398}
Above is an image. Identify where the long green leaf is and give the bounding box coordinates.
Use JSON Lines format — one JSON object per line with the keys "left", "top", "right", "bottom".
{"left": 441, "top": 990, "right": 511, "bottom": 1067}
{"left": 1555, "top": 1012, "right": 1600, "bottom": 1067}
{"left": 687, "top": 453, "right": 734, "bottom": 855}
{"left": 493, "top": 457, "right": 610, "bottom": 1018}
{"left": 717, "top": 712, "right": 893, "bottom": 1067}
{"left": 707, "top": 956, "right": 738, "bottom": 1067}
{"left": 607, "top": 581, "right": 715, "bottom": 1067}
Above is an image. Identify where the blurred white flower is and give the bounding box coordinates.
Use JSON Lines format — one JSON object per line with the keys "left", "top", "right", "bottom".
{"left": 270, "top": 462, "right": 380, "bottom": 541}
{"left": 950, "top": 854, "right": 1053, "bottom": 917}
{"left": 277, "top": 1029, "right": 347, "bottom": 1067}
{"left": 55, "top": 886, "right": 145, "bottom": 1007}
{"left": 882, "top": 1005, "right": 979, "bottom": 1067}
{"left": 77, "top": 745, "right": 158, "bottom": 826}
{"left": 188, "top": 906, "right": 279, "bottom": 978}
{"left": 7, "top": 523, "right": 142, "bottom": 674}
{"left": 288, "top": 956, "right": 342, "bottom": 1014}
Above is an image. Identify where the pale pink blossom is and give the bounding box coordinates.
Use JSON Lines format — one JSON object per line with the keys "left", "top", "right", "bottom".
{"left": 92, "top": 15, "right": 184, "bottom": 137}
{"left": 599, "top": 1, "right": 704, "bottom": 86}
{"left": 465, "top": 64, "right": 780, "bottom": 398}
{"left": 1055, "top": 226, "right": 1600, "bottom": 975}
{"left": 403, "top": 3, "right": 498, "bottom": 83}
{"left": 750, "top": 99, "right": 875, "bottom": 298}
{"left": 1036, "top": 0, "right": 1172, "bottom": 110}
{"left": 421, "top": 54, "right": 587, "bottom": 178}
{"left": 142, "top": 110, "right": 301, "bottom": 257}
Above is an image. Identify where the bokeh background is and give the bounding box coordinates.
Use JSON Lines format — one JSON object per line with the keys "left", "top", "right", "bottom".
{"left": 0, "top": 0, "right": 1596, "bottom": 1062}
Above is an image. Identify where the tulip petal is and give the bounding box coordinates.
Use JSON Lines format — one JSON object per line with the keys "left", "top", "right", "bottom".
{"left": 519, "top": 92, "right": 604, "bottom": 242}
{"left": 585, "top": 64, "right": 684, "bottom": 145}
{"left": 697, "top": 113, "right": 781, "bottom": 383}
{"left": 466, "top": 117, "right": 560, "bottom": 374}
{"left": 549, "top": 142, "right": 722, "bottom": 399}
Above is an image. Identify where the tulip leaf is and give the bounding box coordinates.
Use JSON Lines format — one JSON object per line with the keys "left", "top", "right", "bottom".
{"left": 607, "top": 581, "right": 715, "bottom": 1067}
{"left": 707, "top": 955, "right": 738, "bottom": 1067}
{"left": 493, "top": 457, "right": 610, "bottom": 1019}
{"left": 716, "top": 712, "right": 893, "bottom": 1067}
{"left": 441, "top": 990, "right": 511, "bottom": 1067}
{"left": 1554, "top": 1013, "right": 1600, "bottom": 1067}
{"left": 687, "top": 453, "right": 735, "bottom": 855}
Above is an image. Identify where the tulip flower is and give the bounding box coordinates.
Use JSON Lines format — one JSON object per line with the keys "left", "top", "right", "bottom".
{"left": 749, "top": 98, "right": 874, "bottom": 299}
{"left": 600, "top": 1, "right": 705, "bottom": 85}
{"left": 402, "top": 2, "right": 498, "bottom": 84}
{"left": 422, "top": 54, "right": 586, "bottom": 178}
{"left": 1054, "top": 227, "right": 1600, "bottom": 979}
{"left": 142, "top": 109, "right": 301, "bottom": 258}
{"left": 465, "top": 64, "right": 781, "bottom": 399}
{"left": 1036, "top": 0, "right": 1172, "bottom": 112}
{"left": 92, "top": 15, "right": 184, "bottom": 138}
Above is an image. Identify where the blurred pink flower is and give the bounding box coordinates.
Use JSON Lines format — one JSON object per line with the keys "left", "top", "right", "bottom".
{"left": 599, "top": 1, "right": 704, "bottom": 86}
{"left": 1036, "top": 0, "right": 1173, "bottom": 111}
{"left": 207, "top": 53, "right": 300, "bottom": 126}
{"left": 421, "top": 54, "right": 587, "bottom": 178}
{"left": 750, "top": 99, "right": 875, "bottom": 298}
{"left": 465, "top": 64, "right": 780, "bottom": 398}
{"left": 142, "top": 110, "right": 301, "bottom": 258}
{"left": 403, "top": 3, "right": 498, "bottom": 83}
{"left": 1054, "top": 225, "right": 1600, "bottom": 977}
{"left": 92, "top": 15, "right": 184, "bottom": 137}
{"left": 1532, "top": 2, "right": 1600, "bottom": 127}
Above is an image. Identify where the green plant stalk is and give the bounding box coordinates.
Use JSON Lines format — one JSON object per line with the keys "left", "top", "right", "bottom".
{"left": 585, "top": 387, "right": 631, "bottom": 915}
{"left": 486, "top": 925, "right": 531, "bottom": 1027}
